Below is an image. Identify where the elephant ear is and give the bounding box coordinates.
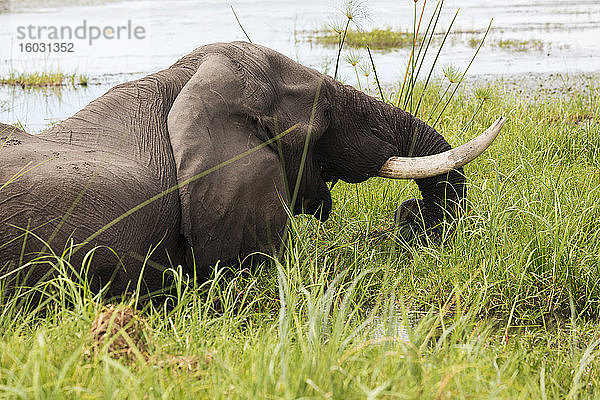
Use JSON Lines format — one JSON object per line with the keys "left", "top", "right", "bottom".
{"left": 167, "top": 49, "right": 329, "bottom": 270}
{"left": 237, "top": 42, "right": 333, "bottom": 218}
{"left": 168, "top": 53, "right": 286, "bottom": 269}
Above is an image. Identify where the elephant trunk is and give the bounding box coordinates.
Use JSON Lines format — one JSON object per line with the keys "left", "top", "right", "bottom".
{"left": 395, "top": 114, "right": 467, "bottom": 230}
{"left": 317, "top": 81, "right": 502, "bottom": 231}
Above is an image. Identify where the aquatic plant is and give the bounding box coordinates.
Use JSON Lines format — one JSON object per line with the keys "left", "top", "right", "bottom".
{"left": 312, "top": 28, "right": 417, "bottom": 51}
{"left": 0, "top": 71, "right": 89, "bottom": 88}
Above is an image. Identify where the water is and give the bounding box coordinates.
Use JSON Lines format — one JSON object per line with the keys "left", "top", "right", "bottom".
{"left": 1, "top": 0, "right": 599, "bottom": 131}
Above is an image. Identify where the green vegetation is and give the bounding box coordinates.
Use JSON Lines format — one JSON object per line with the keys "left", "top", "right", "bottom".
{"left": 467, "top": 37, "right": 547, "bottom": 52}
{"left": 78, "top": 75, "right": 89, "bottom": 86}
{"left": 312, "top": 28, "right": 547, "bottom": 53}
{"left": 313, "top": 28, "right": 549, "bottom": 54}
{"left": 497, "top": 38, "right": 545, "bottom": 52}
{"left": 310, "top": 28, "right": 416, "bottom": 51}
{"left": 0, "top": 71, "right": 89, "bottom": 88}
{"left": 1, "top": 81, "right": 600, "bottom": 398}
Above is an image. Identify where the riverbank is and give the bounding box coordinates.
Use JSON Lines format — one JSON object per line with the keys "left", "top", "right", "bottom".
{"left": 463, "top": 71, "right": 600, "bottom": 102}
{"left": 3, "top": 69, "right": 598, "bottom": 133}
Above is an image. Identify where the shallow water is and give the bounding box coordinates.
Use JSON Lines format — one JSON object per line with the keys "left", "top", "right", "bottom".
{"left": 1, "top": 0, "right": 599, "bottom": 130}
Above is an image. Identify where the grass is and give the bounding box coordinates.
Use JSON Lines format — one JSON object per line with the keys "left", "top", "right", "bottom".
{"left": 1, "top": 80, "right": 600, "bottom": 398}
{"left": 312, "top": 29, "right": 550, "bottom": 54}
{"left": 496, "top": 38, "right": 546, "bottom": 52}
{"left": 309, "top": 28, "right": 417, "bottom": 51}
{"left": 0, "top": 71, "right": 89, "bottom": 88}
{"left": 467, "top": 37, "right": 547, "bottom": 52}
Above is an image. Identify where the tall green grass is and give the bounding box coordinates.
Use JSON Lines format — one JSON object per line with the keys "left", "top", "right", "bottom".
{"left": 2, "top": 81, "right": 600, "bottom": 398}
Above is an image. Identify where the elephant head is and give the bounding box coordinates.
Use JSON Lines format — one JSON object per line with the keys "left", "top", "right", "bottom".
{"left": 167, "top": 42, "right": 503, "bottom": 267}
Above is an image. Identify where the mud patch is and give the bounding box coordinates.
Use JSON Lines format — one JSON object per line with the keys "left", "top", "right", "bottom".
{"left": 156, "top": 352, "right": 215, "bottom": 372}
{"left": 463, "top": 72, "right": 600, "bottom": 102}
{"left": 90, "top": 305, "right": 149, "bottom": 360}
{"left": 89, "top": 305, "right": 215, "bottom": 373}
{"left": 544, "top": 112, "right": 597, "bottom": 125}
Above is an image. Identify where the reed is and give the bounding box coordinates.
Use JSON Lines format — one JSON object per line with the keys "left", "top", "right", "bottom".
{"left": 0, "top": 71, "right": 89, "bottom": 88}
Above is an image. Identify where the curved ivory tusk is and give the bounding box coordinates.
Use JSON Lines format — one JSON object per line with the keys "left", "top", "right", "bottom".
{"left": 378, "top": 116, "right": 506, "bottom": 179}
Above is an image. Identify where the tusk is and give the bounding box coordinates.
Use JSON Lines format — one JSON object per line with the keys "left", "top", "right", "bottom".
{"left": 378, "top": 116, "right": 506, "bottom": 179}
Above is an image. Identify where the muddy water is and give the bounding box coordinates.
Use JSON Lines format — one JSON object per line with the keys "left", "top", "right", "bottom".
{"left": 0, "top": 0, "right": 599, "bottom": 131}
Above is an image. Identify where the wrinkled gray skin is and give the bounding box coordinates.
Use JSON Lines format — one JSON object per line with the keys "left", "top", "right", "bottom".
{"left": 0, "top": 42, "right": 464, "bottom": 297}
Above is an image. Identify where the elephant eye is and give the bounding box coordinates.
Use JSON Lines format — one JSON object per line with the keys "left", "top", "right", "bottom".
{"left": 319, "top": 105, "right": 332, "bottom": 134}
{"left": 318, "top": 162, "right": 335, "bottom": 182}
{"left": 324, "top": 105, "right": 332, "bottom": 120}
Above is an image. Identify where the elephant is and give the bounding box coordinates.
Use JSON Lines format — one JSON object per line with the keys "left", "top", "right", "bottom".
{"left": 0, "top": 41, "right": 504, "bottom": 298}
